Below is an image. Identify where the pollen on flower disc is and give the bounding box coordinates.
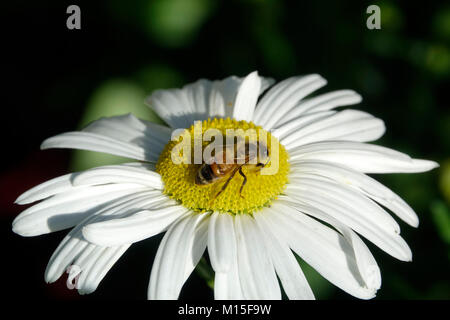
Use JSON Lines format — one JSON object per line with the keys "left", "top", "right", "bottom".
{"left": 156, "top": 118, "right": 289, "bottom": 215}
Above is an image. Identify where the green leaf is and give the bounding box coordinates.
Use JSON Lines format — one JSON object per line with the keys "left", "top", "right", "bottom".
{"left": 195, "top": 257, "right": 215, "bottom": 290}
{"left": 439, "top": 159, "right": 450, "bottom": 203}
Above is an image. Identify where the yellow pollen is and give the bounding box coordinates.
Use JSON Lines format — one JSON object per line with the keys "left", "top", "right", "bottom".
{"left": 156, "top": 118, "right": 289, "bottom": 215}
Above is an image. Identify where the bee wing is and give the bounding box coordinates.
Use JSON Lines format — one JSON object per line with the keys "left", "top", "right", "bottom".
{"left": 204, "top": 144, "right": 233, "bottom": 164}
{"left": 212, "top": 144, "right": 250, "bottom": 164}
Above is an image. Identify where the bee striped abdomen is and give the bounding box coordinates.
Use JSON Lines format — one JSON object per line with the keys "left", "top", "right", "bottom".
{"left": 195, "top": 164, "right": 216, "bottom": 185}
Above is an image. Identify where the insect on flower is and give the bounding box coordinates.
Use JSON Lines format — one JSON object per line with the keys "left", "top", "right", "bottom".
{"left": 195, "top": 141, "right": 270, "bottom": 200}
{"left": 12, "top": 71, "right": 438, "bottom": 300}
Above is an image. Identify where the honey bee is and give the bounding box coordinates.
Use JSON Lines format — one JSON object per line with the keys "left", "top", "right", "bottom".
{"left": 195, "top": 141, "right": 270, "bottom": 199}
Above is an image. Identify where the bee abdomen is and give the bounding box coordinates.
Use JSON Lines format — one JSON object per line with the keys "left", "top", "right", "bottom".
{"left": 195, "top": 165, "right": 215, "bottom": 185}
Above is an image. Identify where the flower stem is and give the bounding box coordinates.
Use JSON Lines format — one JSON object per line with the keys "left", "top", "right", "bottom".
{"left": 195, "top": 257, "right": 214, "bottom": 290}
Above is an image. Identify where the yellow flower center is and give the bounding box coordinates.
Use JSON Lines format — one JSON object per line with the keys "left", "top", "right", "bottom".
{"left": 156, "top": 118, "right": 289, "bottom": 214}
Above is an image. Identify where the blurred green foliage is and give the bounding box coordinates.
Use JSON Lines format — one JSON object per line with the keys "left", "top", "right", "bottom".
{"left": 64, "top": 0, "right": 449, "bottom": 299}
{"left": 145, "top": 0, "right": 216, "bottom": 47}
{"left": 440, "top": 160, "right": 450, "bottom": 203}
{"left": 431, "top": 200, "right": 450, "bottom": 245}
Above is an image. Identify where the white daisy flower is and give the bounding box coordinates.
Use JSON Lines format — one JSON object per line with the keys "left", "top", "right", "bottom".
{"left": 13, "top": 71, "right": 438, "bottom": 300}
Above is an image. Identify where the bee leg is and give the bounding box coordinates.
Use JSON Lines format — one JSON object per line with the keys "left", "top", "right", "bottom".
{"left": 213, "top": 167, "right": 239, "bottom": 201}
{"left": 257, "top": 157, "right": 270, "bottom": 168}
{"left": 238, "top": 167, "right": 247, "bottom": 198}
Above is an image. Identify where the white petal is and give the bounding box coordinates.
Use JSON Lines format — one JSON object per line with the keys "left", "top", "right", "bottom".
{"left": 70, "top": 244, "right": 104, "bottom": 292}
{"left": 45, "top": 191, "right": 161, "bottom": 284}
{"left": 77, "top": 245, "right": 130, "bottom": 294}
{"left": 148, "top": 213, "right": 208, "bottom": 299}
{"left": 226, "top": 257, "right": 245, "bottom": 299}
{"left": 254, "top": 212, "right": 315, "bottom": 300}
{"left": 82, "top": 203, "right": 186, "bottom": 246}
{"left": 210, "top": 76, "right": 274, "bottom": 120}
{"left": 72, "top": 163, "right": 162, "bottom": 189}
{"left": 15, "top": 162, "right": 157, "bottom": 205}
{"left": 12, "top": 184, "right": 148, "bottom": 236}
{"left": 278, "top": 199, "right": 381, "bottom": 290}
{"left": 42, "top": 132, "right": 145, "bottom": 160}
{"left": 213, "top": 272, "right": 228, "bottom": 299}
{"left": 284, "top": 178, "right": 412, "bottom": 261}
{"left": 208, "top": 80, "right": 228, "bottom": 118}
{"left": 15, "top": 173, "right": 75, "bottom": 205}
{"left": 41, "top": 114, "right": 170, "bottom": 162}
{"left": 147, "top": 88, "right": 194, "bottom": 128}
{"left": 214, "top": 257, "right": 245, "bottom": 300}
{"left": 65, "top": 243, "right": 98, "bottom": 288}
{"left": 146, "top": 76, "right": 273, "bottom": 128}
{"left": 207, "top": 212, "right": 236, "bottom": 273}
{"left": 234, "top": 214, "right": 281, "bottom": 299}
{"left": 253, "top": 74, "right": 327, "bottom": 129}
{"left": 83, "top": 113, "right": 170, "bottom": 148}
{"left": 232, "top": 71, "right": 261, "bottom": 122}
{"left": 211, "top": 215, "right": 244, "bottom": 300}
{"left": 266, "top": 202, "right": 376, "bottom": 299}
{"left": 288, "top": 175, "right": 401, "bottom": 234}
{"left": 289, "top": 141, "right": 439, "bottom": 173}
{"left": 46, "top": 234, "right": 89, "bottom": 284}
{"left": 207, "top": 212, "right": 241, "bottom": 300}
{"left": 338, "top": 229, "right": 381, "bottom": 290}
{"left": 275, "top": 89, "right": 362, "bottom": 128}
{"left": 57, "top": 243, "right": 130, "bottom": 295}
{"left": 271, "top": 111, "right": 336, "bottom": 141}
{"left": 184, "top": 79, "right": 213, "bottom": 123}
{"left": 280, "top": 110, "right": 385, "bottom": 147}
{"left": 290, "top": 160, "right": 420, "bottom": 226}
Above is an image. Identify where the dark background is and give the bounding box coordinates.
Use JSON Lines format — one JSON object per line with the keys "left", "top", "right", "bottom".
{"left": 2, "top": 0, "right": 449, "bottom": 300}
